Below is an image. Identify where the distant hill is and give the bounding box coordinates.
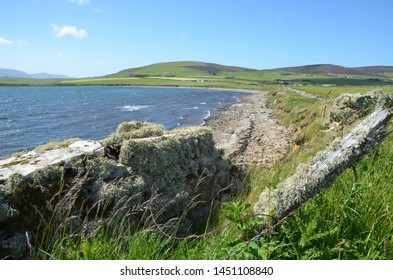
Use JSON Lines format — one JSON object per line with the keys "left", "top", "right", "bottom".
{"left": 109, "top": 61, "right": 257, "bottom": 78}
{"left": 263, "top": 64, "right": 367, "bottom": 75}
{"left": 30, "top": 73, "right": 70, "bottom": 79}
{"left": 352, "top": 66, "right": 393, "bottom": 75}
{"left": 110, "top": 62, "right": 393, "bottom": 79}
{"left": 0, "top": 68, "right": 69, "bottom": 79}
{"left": 263, "top": 64, "right": 393, "bottom": 76}
{"left": 0, "top": 68, "right": 31, "bottom": 78}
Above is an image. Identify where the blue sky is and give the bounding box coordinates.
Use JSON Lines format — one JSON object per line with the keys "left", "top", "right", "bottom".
{"left": 0, "top": 0, "right": 392, "bottom": 77}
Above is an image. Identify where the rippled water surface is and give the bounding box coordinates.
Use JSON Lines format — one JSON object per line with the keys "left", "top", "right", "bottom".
{"left": 0, "top": 86, "right": 247, "bottom": 157}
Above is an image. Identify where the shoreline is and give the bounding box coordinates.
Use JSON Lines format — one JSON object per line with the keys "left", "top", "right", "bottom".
{"left": 205, "top": 90, "right": 292, "bottom": 168}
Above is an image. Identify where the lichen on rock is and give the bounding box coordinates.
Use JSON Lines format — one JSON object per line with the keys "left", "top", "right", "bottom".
{"left": 1, "top": 121, "right": 239, "bottom": 258}
{"left": 329, "top": 90, "right": 393, "bottom": 125}
{"left": 101, "top": 121, "right": 164, "bottom": 158}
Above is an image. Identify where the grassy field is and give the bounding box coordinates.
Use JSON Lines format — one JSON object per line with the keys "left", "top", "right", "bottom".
{"left": 32, "top": 85, "right": 393, "bottom": 260}
{"left": 0, "top": 77, "right": 63, "bottom": 86}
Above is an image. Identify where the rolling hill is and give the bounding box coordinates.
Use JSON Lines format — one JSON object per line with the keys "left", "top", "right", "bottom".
{"left": 0, "top": 68, "right": 69, "bottom": 79}
{"left": 263, "top": 64, "right": 366, "bottom": 75}
{"left": 353, "top": 66, "right": 393, "bottom": 75}
{"left": 0, "top": 68, "right": 31, "bottom": 78}
{"left": 263, "top": 64, "right": 393, "bottom": 76}
{"left": 108, "top": 61, "right": 257, "bottom": 78}
{"left": 108, "top": 61, "right": 393, "bottom": 79}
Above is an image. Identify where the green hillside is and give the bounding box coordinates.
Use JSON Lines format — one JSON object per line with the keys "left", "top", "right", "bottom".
{"left": 108, "top": 61, "right": 257, "bottom": 78}
{"left": 1, "top": 61, "right": 393, "bottom": 88}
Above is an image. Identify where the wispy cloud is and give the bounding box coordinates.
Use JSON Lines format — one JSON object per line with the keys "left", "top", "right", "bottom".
{"left": 93, "top": 8, "right": 102, "bottom": 13}
{"left": 0, "top": 36, "right": 13, "bottom": 45}
{"left": 51, "top": 24, "right": 88, "bottom": 38}
{"left": 67, "top": 0, "right": 90, "bottom": 4}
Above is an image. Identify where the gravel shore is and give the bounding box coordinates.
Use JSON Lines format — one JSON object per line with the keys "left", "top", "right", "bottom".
{"left": 205, "top": 90, "right": 292, "bottom": 168}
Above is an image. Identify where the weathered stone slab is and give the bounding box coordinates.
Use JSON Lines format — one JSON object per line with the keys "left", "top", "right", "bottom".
{"left": 0, "top": 140, "right": 103, "bottom": 182}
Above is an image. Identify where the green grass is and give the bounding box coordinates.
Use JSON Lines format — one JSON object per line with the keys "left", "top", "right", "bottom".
{"left": 58, "top": 76, "right": 269, "bottom": 90}
{"left": 245, "top": 133, "right": 393, "bottom": 260}
{"left": 0, "top": 77, "right": 63, "bottom": 86}
{"left": 291, "top": 85, "right": 393, "bottom": 98}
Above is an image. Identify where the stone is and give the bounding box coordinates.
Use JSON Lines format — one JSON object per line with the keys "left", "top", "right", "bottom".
{"left": 0, "top": 140, "right": 103, "bottom": 182}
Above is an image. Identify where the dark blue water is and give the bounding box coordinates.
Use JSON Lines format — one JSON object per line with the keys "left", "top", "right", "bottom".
{"left": 0, "top": 86, "right": 247, "bottom": 157}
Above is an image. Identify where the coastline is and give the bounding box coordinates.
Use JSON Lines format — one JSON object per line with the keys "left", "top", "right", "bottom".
{"left": 205, "top": 90, "right": 292, "bottom": 168}
{"left": 0, "top": 85, "right": 292, "bottom": 167}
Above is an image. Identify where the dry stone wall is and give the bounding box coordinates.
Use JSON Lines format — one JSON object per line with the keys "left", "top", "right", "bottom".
{"left": 0, "top": 122, "right": 240, "bottom": 259}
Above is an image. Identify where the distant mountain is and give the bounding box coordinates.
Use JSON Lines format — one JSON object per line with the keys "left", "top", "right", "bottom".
{"left": 262, "top": 64, "right": 393, "bottom": 76}
{"left": 30, "top": 73, "right": 70, "bottom": 79}
{"left": 0, "top": 68, "right": 70, "bottom": 79}
{"left": 109, "top": 61, "right": 257, "bottom": 78}
{"left": 0, "top": 68, "right": 31, "bottom": 78}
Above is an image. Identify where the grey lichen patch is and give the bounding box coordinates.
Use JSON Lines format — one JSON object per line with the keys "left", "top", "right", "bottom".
{"left": 329, "top": 90, "right": 393, "bottom": 125}
{"left": 70, "top": 156, "right": 131, "bottom": 204}
{"left": 117, "top": 126, "right": 230, "bottom": 223}
{"left": 33, "top": 138, "right": 81, "bottom": 154}
{"left": 0, "top": 181, "right": 19, "bottom": 223}
{"left": 101, "top": 121, "right": 165, "bottom": 157}
{"left": 116, "top": 121, "right": 165, "bottom": 138}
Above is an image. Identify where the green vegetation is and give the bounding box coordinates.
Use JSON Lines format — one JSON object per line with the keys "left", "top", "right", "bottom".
{"left": 292, "top": 85, "right": 393, "bottom": 98}
{"left": 0, "top": 77, "right": 64, "bottom": 86}
{"left": 29, "top": 86, "right": 393, "bottom": 260}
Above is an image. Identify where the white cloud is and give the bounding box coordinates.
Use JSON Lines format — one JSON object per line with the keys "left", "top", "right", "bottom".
{"left": 0, "top": 36, "right": 13, "bottom": 45}
{"left": 96, "top": 60, "right": 103, "bottom": 65}
{"left": 93, "top": 8, "right": 102, "bottom": 13}
{"left": 67, "top": 0, "right": 90, "bottom": 4}
{"left": 181, "top": 35, "right": 188, "bottom": 40}
{"left": 51, "top": 24, "right": 88, "bottom": 38}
